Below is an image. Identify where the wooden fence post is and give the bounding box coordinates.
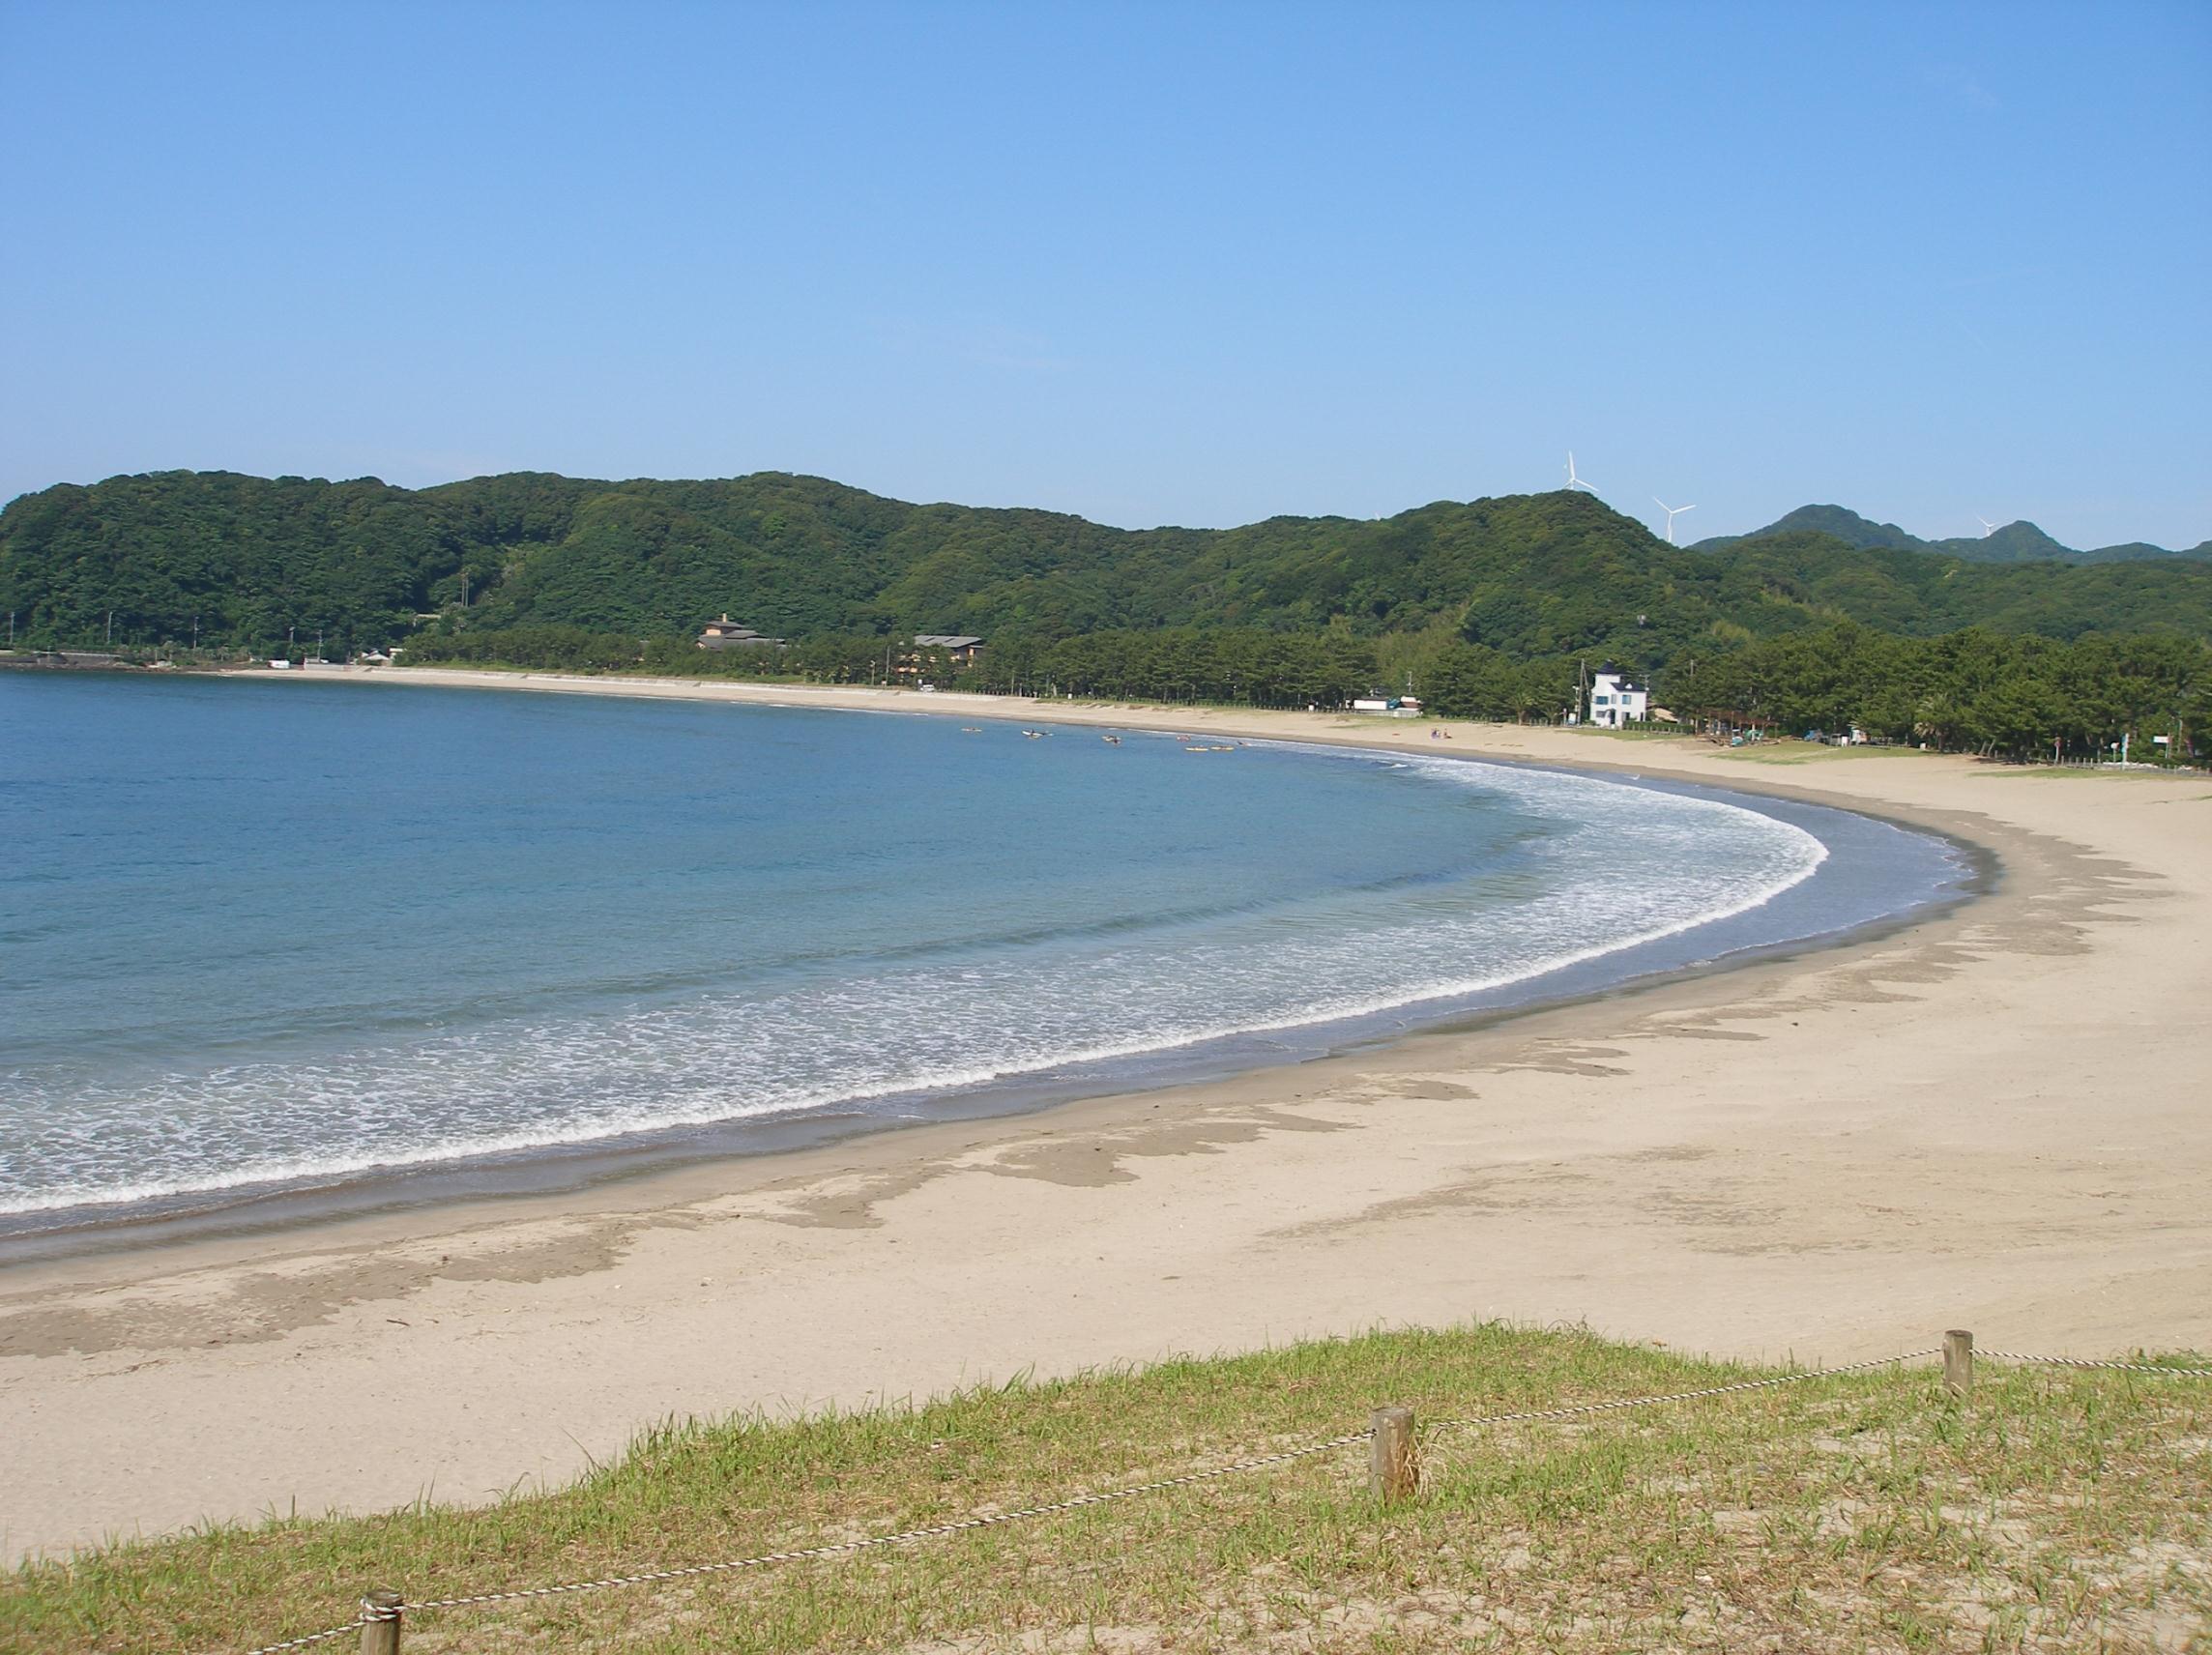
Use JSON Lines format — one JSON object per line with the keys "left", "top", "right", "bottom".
{"left": 1943, "top": 1329, "right": 1974, "bottom": 1401}
{"left": 1369, "top": 1407, "right": 1417, "bottom": 1502}
{"left": 360, "top": 1589, "right": 403, "bottom": 1655}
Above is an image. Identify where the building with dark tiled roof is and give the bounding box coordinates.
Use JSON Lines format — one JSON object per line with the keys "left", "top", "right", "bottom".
{"left": 698, "top": 615, "right": 784, "bottom": 650}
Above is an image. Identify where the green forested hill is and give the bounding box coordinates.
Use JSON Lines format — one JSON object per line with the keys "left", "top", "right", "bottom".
{"left": 5, "top": 469, "right": 2211, "bottom": 665}
{"left": 1695, "top": 503, "right": 2212, "bottom": 566}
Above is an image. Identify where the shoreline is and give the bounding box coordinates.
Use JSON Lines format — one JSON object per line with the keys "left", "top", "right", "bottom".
{"left": 3, "top": 668, "right": 2208, "bottom": 1562}
{"left": 0, "top": 672, "right": 1976, "bottom": 1258}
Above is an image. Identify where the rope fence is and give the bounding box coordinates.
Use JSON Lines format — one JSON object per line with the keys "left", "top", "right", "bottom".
{"left": 239, "top": 1330, "right": 2210, "bottom": 1655}
{"left": 1978, "top": 1350, "right": 2212, "bottom": 1379}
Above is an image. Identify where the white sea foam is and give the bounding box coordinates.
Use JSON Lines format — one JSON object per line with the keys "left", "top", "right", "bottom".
{"left": 1, "top": 754, "right": 1830, "bottom": 1217}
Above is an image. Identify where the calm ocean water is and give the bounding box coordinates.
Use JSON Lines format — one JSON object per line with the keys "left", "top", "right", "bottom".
{"left": 0, "top": 674, "right": 1966, "bottom": 1228}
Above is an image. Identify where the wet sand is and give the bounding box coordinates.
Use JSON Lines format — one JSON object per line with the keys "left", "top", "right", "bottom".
{"left": 3, "top": 670, "right": 2207, "bottom": 1561}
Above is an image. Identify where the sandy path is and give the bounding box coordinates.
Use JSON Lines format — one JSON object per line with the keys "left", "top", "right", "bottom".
{"left": 2, "top": 671, "right": 2207, "bottom": 1561}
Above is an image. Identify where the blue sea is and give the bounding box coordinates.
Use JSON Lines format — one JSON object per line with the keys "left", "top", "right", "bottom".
{"left": 0, "top": 674, "right": 1970, "bottom": 1234}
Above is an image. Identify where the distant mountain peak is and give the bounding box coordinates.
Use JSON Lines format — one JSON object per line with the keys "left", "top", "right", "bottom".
{"left": 1694, "top": 506, "right": 2206, "bottom": 566}
{"left": 1762, "top": 505, "right": 1923, "bottom": 553}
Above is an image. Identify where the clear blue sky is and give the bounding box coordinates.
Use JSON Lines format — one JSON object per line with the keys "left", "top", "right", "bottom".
{"left": 4, "top": 1, "right": 2207, "bottom": 548}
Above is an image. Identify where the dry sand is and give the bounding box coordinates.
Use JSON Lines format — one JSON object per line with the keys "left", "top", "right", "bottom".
{"left": 3, "top": 668, "right": 2208, "bottom": 1562}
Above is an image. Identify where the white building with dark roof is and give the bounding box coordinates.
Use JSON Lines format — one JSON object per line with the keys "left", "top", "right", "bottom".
{"left": 1586, "top": 666, "right": 1647, "bottom": 728}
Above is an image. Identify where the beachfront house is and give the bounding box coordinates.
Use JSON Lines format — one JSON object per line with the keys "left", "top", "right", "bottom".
{"left": 1586, "top": 667, "right": 1647, "bottom": 729}
{"left": 912, "top": 634, "right": 985, "bottom": 667}
{"left": 698, "top": 615, "right": 784, "bottom": 651}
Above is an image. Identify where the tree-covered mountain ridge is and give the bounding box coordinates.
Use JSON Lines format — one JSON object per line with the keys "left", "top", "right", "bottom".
{"left": 5, "top": 468, "right": 2210, "bottom": 665}
{"left": 1693, "top": 503, "right": 2212, "bottom": 566}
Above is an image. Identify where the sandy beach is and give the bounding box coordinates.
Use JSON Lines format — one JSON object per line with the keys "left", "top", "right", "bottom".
{"left": 3, "top": 667, "right": 2208, "bottom": 1563}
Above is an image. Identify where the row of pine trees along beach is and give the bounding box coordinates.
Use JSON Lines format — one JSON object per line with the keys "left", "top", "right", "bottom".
{"left": 3, "top": 470, "right": 2207, "bottom": 760}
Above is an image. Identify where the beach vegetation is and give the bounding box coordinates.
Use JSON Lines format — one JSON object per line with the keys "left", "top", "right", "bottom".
{"left": 5, "top": 1324, "right": 2203, "bottom": 1653}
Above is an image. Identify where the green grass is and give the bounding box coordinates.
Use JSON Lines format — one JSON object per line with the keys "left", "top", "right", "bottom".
{"left": 1704, "top": 740, "right": 1930, "bottom": 766}
{"left": 1577, "top": 726, "right": 1703, "bottom": 742}
{"left": 6, "top": 1326, "right": 2206, "bottom": 1653}
{"left": 1564, "top": 729, "right": 1934, "bottom": 762}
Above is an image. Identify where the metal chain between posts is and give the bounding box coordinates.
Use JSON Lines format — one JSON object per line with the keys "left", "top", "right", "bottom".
{"left": 238, "top": 1342, "right": 2212, "bottom": 1655}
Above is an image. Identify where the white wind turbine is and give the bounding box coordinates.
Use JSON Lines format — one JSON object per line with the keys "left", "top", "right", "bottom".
{"left": 1653, "top": 498, "right": 1697, "bottom": 542}
{"left": 1977, "top": 515, "right": 1997, "bottom": 537}
{"left": 1563, "top": 451, "right": 1594, "bottom": 492}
